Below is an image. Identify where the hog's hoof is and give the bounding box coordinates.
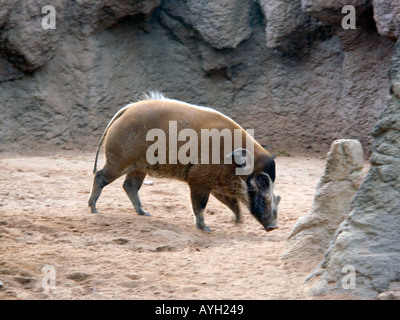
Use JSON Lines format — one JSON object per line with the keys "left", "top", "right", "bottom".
{"left": 138, "top": 211, "right": 151, "bottom": 217}
{"left": 197, "top": 225, "right": 212, "bottom": 232}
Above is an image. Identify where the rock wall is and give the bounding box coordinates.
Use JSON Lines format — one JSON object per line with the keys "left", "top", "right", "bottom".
{"left": 0, "top": 0, "right": 397, "bottom": 153}
{"left": 309, "top": 39, "right": 400, "bottom": 299}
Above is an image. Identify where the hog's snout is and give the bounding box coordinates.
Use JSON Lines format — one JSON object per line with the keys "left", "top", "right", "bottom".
{"left": 264, "top": 224, "right": 279, "bottom": 232}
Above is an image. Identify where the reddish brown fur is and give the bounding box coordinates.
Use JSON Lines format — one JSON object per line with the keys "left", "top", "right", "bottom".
{"left": 88, "top": 96, "right": 279, "bottom": 232}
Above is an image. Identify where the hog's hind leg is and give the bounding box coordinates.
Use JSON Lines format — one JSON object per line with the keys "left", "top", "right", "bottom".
{"left": 88, "top": 165, "right": 122, "bottom": 213}
{"left": 123, "top": 170, "right": 150, "bottom": 216}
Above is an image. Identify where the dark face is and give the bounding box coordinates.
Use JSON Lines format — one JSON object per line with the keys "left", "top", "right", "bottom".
{"left": 246, "top": 172, "right": 281, "bottom": 232}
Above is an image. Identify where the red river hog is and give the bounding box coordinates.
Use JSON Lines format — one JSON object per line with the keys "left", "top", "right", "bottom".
{"left": 88, "top": 93, "right": 280, "bottom": 232}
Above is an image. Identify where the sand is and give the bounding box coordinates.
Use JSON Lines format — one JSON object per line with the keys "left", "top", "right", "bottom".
{"left": 0, "top": 151, "right": 332, "bottom": 299}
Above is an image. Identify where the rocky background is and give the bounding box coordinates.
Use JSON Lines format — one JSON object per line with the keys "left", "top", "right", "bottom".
{"left": 0, "top": 0, "right": 398, "bottom": 154}
{"left": 308, "top": 39, "right": 400, "bottom": 299}
{"left": 1, "top": 0, "right": 400, "bottom": 300}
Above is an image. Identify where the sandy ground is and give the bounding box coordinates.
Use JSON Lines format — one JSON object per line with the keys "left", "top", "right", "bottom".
{"left": 0, "top": 151, "right": 344, "bottom": 300}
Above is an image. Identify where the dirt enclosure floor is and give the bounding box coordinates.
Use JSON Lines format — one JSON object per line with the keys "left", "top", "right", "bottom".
{"left": 0, "top": 151, "right": 361, "bottom": 300}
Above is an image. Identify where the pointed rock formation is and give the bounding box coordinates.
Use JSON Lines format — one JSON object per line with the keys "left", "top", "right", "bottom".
{"left": 281, "top": 139, "right": 364, "bottom": 271}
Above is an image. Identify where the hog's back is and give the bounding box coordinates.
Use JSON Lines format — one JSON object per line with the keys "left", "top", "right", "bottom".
{"left": 103, "top": 99, "right": 260, "bottom": 181}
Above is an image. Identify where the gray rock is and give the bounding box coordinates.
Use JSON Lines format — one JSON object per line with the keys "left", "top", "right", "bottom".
{"left": 0, "top": 0, "right": 66, "bottom": 72}
{"left": 378, "top": 291, "right": 400, "bottom": 300}
{"left": 281, "top": 139, "right": 364, "bottom": 271}
{"left": 0, "top": 0, "right": 14, "bottom": 28}
{"left": 301, "top": 0, "right": 371, "bottom": 24}
{"left": 373, "top": 0, "right": 400, "bottom": 40}
{"left": 0, "top": 0, "right": 161, "bottom": 75}
{"left": 0, "top": 56, "right": 23, "bottom": 82}
{"left": 301, "top": 0, "right": 400, "bottom": 40}
{"left": 0, "top": 0, "right": 397, "bottom": 155}
{"left": 258, "top": 0, "right": 323, "bottom": 54}
{"left": 162, "top": 0, "right": 253, "bottom": 49}
{"left": 65, "top": 0, "right": 161, "bottom": 35}
{"left": 308, "top": 39, "right": 400, "bottom": 299}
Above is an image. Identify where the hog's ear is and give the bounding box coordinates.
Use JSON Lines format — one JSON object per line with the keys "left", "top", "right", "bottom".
{"left": 255, "top": 173, "right": 272, "bottom": 189}
{"left": 248, "top": 172, "right": 272, "bottom": 192}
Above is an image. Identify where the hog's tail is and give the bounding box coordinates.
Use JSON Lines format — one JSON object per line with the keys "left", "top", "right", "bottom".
{"left": 93, "top": 104, "right": 131, "bottom": 174}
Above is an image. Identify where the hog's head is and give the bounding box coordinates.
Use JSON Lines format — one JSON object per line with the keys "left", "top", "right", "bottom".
{"left": 246, "top": 172, "right": 281, "bottom": 231}
{"left": 228, "top": 148, "right": 281, "bottom": 232}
